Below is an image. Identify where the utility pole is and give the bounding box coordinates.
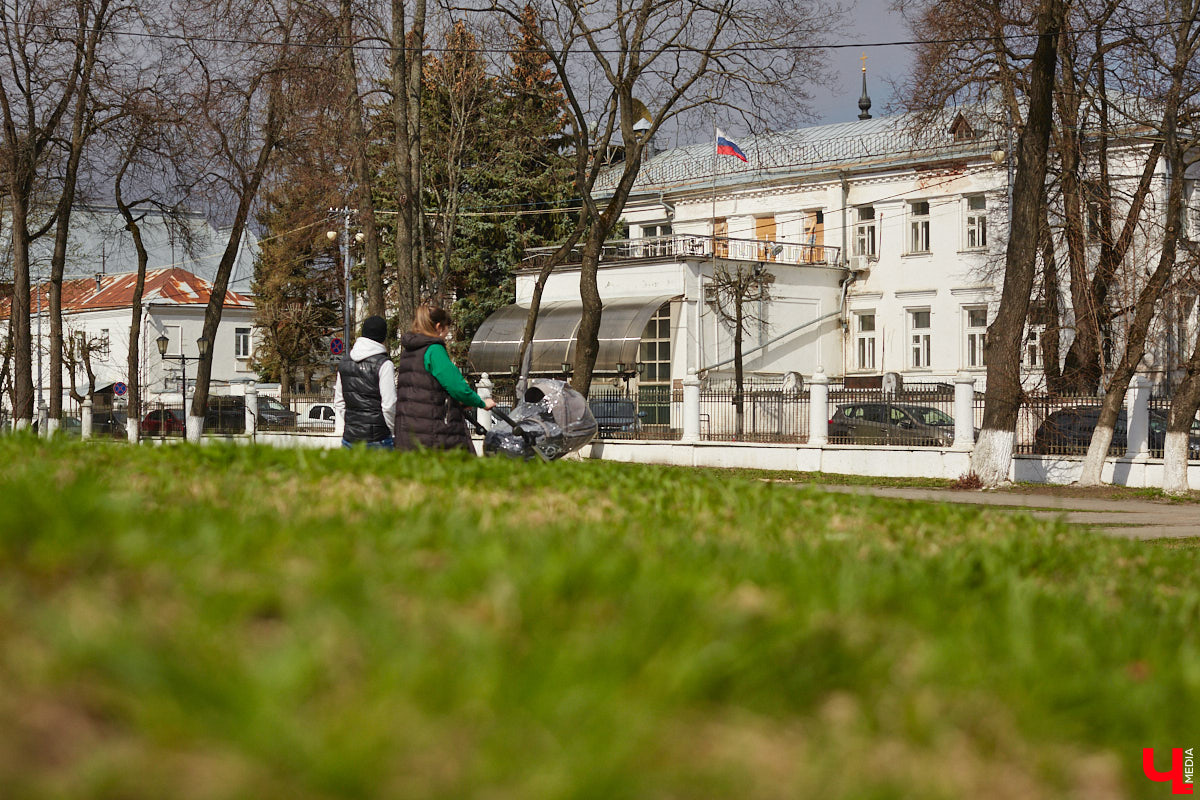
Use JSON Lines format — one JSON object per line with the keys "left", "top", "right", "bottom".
{"left": 328, "top": 206, "right": 357, "bottom": 344}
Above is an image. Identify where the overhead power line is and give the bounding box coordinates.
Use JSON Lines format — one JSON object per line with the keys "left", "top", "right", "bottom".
{"left": 18, "top": 16, "right": 1200, "bottom": 58}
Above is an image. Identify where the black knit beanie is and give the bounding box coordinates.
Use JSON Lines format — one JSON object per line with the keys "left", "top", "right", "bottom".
{"left": 361, "top": 315, "right": 387, "bottom": 343}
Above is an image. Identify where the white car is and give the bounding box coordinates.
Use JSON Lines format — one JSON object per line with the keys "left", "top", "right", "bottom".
{"left": 298, "top": 402, "right": 337, "bottom": 430}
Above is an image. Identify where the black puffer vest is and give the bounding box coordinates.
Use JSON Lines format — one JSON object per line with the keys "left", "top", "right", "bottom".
{"left": 395, "top": 332, "right": 472, "bottom": 452}
{"left": 338, "top": 351, "right": 391, "bottom": 443}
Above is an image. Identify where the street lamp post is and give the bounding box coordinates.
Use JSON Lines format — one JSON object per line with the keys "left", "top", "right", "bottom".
{"left": 157, "top": 333, "right": 210, "bottom": 427}
{"left": 327, "top": 207, "right": 361, "bottom": 346}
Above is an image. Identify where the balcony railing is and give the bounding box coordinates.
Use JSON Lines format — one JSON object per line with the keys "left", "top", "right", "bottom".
{"left": 522, "top": 235, "right": 841, "bottom": 272}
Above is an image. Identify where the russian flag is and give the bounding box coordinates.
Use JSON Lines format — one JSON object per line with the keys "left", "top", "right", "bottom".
{"left": 716, "top": 128, "right": 748, "bottom": 162}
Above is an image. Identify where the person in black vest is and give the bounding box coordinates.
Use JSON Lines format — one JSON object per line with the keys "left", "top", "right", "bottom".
{"left": 395, "top": 304, "right": 495, "bottom": 452}
{"left": 333, "top": 315, "right": 396, "bottom": 449}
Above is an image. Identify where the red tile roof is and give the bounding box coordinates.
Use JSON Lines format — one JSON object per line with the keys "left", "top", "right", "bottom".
{"left": 0, "top": 268, "right": 253, "bottom": 319}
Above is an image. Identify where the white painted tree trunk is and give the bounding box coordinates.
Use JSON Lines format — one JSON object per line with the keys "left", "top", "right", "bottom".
{"left": 1078, "top": 424, "right": 1114, "bottom": 486}
{"left": 186, "top": 415, "right": 204, "bottom": 443}
{"left": 13, "top": 418, "right": 29, "bottom": 431}
{"left": 971, "top": 428, "right": 1014, "bottom": 486}
{"left": 127, "top": 417, "right": 139, "bottom": 445}
{"left": 1162, "top": 430, "right": 1190, "bottom": 495}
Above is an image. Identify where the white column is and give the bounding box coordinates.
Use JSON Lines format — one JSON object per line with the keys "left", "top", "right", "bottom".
{"left": 682, "top": 370, "right": 701, "bottom": 442}
{"left": 1124, "top": 374, "right": 1152, "bottom": 459}
{"left": 245, "top": 383, "right": 258, "bottom": 437}
{"left": 954, "top": 371, "right": 976, "bottom": 450}
{"left": 477, "top": 373, "right": 494, "bottom": 431}
{"left": 81, "top": 398, "right": 93, "bottom": 441}
{"left": 808, "top": 368, "right": 829, "bottom": 446}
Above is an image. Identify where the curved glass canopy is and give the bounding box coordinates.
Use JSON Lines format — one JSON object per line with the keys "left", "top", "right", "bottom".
{"left": 468, "top": 295, "right": 677, "bottom": 375}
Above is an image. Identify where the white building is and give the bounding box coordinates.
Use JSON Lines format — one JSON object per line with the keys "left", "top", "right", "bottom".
{"left": 1, "top": 267, "right": 257, "bottom": 415}
{"left": 469, "top": 99, "right": 1192, "bottom": 403}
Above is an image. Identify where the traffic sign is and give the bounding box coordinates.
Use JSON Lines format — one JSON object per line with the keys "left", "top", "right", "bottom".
{"left": 113, "top": 381, "right": 128, "bottom": 397}
{"left": 330, "top": 337, "right": 345, "bottom": 356}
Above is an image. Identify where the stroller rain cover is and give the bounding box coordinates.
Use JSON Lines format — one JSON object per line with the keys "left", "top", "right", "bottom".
{"left": 484, "top": 379, "right": 599, "bottom": 461}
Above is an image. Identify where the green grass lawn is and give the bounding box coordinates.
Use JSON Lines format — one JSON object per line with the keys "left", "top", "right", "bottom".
{"left": 0, "top": 437, "right": 1195, "bottom": 799}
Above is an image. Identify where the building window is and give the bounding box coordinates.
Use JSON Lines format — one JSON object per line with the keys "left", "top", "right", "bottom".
{"left": 909, "top": 201, "right": 930, "bottom": 253}
{"left": 235, "top": 327, "right": 251, "bottom": 359}
{"left": 97, "top": 329, "right": 110, "bottom": 358}
{"left": 638, "top": 303, "right": 672, "bottom": 425}
{"left": 909, "top": 309, "right": 931, "bottom": 368}
{"left": 965, "top": 195, "right": 987, "bottom": 249}
{"left": 1085, "top": 182, "right": 1104, "bottom": 241}
{"left": 854, "top": 206, "right": 877, "bottom": 257}
{"left": 641, "top": 223, "right": 672, "bottom": 256}
{"left": 1024, "top": 326, "right": 1044, "bottom": 369}
{"left": 855, "top": 312, "right": 877, "bottom": 370}
{"left": 964, "top": 307, "right": 987, "bottom": 368}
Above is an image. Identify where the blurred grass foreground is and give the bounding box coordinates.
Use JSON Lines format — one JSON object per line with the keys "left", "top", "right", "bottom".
{"left": 0, "top": 436, "right": 1196, "bottom": 799}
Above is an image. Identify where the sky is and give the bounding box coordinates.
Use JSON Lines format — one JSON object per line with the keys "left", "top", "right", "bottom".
{"left": 803, "top": 0, "right": 916, "bottom": 125}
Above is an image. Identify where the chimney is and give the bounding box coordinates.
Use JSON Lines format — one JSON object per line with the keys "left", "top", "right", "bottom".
{"left": 94, "top": 273, "right": 103, "bottom": 293}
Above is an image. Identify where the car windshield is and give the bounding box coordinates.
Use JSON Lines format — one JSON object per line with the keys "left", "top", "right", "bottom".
{"left": 260, "top": 397, "right": 286, "bottom": 411}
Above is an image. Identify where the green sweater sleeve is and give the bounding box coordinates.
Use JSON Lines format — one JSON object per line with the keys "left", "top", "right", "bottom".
{"left": 424, "top": 344, "right": 485, "bottom": 408}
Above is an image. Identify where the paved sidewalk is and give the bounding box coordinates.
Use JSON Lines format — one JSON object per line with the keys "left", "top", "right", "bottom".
{"left": 809, "top": 485, "right": 1200, "bottom": 539}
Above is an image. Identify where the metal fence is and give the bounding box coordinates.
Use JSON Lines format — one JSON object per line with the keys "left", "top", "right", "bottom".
{"left": 697, "top": 380, "right": 808, "bottom": 443}
{"left": 1013, "top": 393, "right": 1127, "bottom": 457}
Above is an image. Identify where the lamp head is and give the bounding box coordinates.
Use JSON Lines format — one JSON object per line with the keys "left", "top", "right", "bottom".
{"left": 197, "top": 336, "right": 210, "bottom": 358}
{"left": 156, "top": 334, "right": 169, "bottom": 357}
{"left": 990, "top": 148, "right": 1006, "bottom": 165}
{"left": 326, "top": 230, "right": 338, "bottom": 242}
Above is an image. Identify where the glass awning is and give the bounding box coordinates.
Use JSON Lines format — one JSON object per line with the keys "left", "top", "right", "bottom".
{"left": 468, "top": 295, "right": 678, "bottom": 375}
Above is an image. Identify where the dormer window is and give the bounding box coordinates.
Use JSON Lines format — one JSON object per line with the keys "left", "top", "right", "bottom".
{"left": 950, "top": 114, "right": 976, "bottom": 141}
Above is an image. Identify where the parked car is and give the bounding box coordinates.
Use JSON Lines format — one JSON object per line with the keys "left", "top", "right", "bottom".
{"left": 297, "top": 402, "right": 336, "bottom": 430}
{"left": 205, "top": 395, "right": 299, "bottom": 433}
{"left": 828, "top": 402, "right": 956, "bottom": 447}
{"left": 142, "top": 408, "right": 185, "bottom": 436}
{"left": 588, "top": 398, "right": 644, "bottom": 434}
{"left": 1033, "top": 406, "right": 1200, "bottom": 456}
{"left": 92, "top": 410, "right": 127, "bottom": 439}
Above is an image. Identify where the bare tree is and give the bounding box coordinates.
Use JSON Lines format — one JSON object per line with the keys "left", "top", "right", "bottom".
{"left": 179, "top": 0, "right": 319, "bottom": 440}
{"left": 486, "top": 0, "right": 836, "bottom": 396}
{"left": 708, "top": 262, "right": 773, "bottom": 436}
{"left": 972, "top": 0, "right": 1066, "bottom": 485}
{"left": 46, "top": 0, "right": 117, "bottom": 431}
{"left": 0, "top": 0, "right": 93, "bottom": 427}
{"left": 390, "top": 0, "right": 427, "bottom": 330}
{"left": 1079, "top": 0, "right": 1200, "bottom": 485}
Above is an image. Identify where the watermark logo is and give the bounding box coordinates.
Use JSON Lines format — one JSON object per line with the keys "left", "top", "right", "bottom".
{"left": 1144, "top": 748, "right": 1195, "bottom": 795}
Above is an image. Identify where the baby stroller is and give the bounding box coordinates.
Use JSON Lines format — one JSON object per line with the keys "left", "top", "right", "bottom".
{"left": 472, "top": 379, "right": 599, "bottom": 461}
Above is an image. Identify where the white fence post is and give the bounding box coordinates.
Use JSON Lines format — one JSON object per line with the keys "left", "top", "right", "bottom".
{"left": 954, "top": 371, "right": 976, "bottom": 450}
{"left": 477, "top": 373, "right": 493, "bottom": 431}
{"left": 682, "top": 371, "right": 701, "bottom": 442}
{"left": 808, "top": 368, "right": 829, "bottom": 446}
{"left": 1125, "top": 374, "right": 1151, "bottom": 459}
{"left": 81, "top": 397, "right": 93, "bottom": 441}
{"left": 245, "top": 383, "right": 258, "bottom": 438}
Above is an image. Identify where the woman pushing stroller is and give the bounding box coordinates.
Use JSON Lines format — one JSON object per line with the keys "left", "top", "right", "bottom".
{"left": 395, "top": 304, "right": 496, "bottom": 452}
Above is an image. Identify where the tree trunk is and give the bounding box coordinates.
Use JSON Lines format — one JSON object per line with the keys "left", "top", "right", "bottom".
{"left": 1079, "top": 93, "right": 1185, "bottom": 485}
{"left": 390, "top": 0, "right": 423, "bottom": 330}
{"left": 9, "top": 185, "right": 34, "bottom": 426}
{"left": 117, "top": 198, "right": 150, "bottom": 444}
{"left": 571, "top": 233, "right": 605, "bottom": 396}
{"left": 340, "top": 0, "right": 384, "bottom": 317}
{"left": 1038, "top": 211, "right": 1063, "bottom": 391}
{"left": 734, "top": 296, "right": 744, "bottom": 437}
{"left": 972, "top": 0, "right": 1064, "bottom": 486}
{"left": 189, "top": 87, "right": 283, "bottom": 440}
{"left": 1164, "top": 359, "right": 1200, "bottom": 494}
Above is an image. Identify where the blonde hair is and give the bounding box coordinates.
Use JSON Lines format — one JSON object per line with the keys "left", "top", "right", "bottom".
{"left": 411, "top": 304, "right": 453, "bottom": 338}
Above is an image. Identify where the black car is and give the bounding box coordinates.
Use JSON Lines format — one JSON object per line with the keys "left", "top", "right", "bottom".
{"left": 1033, "top": 406, "right": 1200, "bottom": 456}
{"left": 588, "top": 398, "right": 644, "bottom": 434}
{"left": 205, "top": 395, "right": 298, "bottom": 433}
